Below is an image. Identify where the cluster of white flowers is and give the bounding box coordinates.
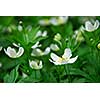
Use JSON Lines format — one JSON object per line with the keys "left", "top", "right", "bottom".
{"left": 39, "top": 16, "right": 68, "bottom": 26}
{"left": 31, "top": 42, "right": 50, "bottom": 57}
{"left": 2, "top": 19, "right": 100, "bottom": 70}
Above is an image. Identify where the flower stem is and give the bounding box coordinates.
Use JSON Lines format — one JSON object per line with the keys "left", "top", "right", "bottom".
{"left": 64, "top": 65, "right": 71, "bottom": 83}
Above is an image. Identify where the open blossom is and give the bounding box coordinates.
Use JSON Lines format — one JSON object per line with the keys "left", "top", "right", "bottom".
{"left": 49, "top": 48, "right": 78, "bottom": 65}
{"left": 83, "top": 20, "right": 99, "bottom": 32}
{"left": 29, "top": 60, "right": 43, "bottom": 70}
{"left": 31, "top": 47, "right": 50, "bottom": 56}
{"left": 4, "top": 43, "right": 24, "bottom": 58}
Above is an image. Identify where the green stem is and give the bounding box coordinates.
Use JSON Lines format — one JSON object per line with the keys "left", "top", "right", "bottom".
{"left": 64, "top": 65, "right": 71, "bottom": 83}
{"left": 73, "top": 42, "right": 81, "bottom": 52}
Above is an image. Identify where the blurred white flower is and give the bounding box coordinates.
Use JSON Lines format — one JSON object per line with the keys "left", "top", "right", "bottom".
{"left": 18, "top": 25, "right": 23, "bottom": 32}
{"left": 97, "top": 43, "right": 100, "bottom": 49}
{"left": 50, "top": 16, "right": 68, "bottom": 26}
{"left": 74, "top": 30, "right": 85, "bottom": 42}
{"left": 39, "top": 19, "right": 50, "bottom": 26}
{"left": 49, "top": 48, "right": 78, "bottom": 65}
{"left": 4, "top": 43, "right": 24, "bottom": 58}
{"left": 0, "top": 62, "right": 2, "bottom": 67}
{"left": 83, "top": 20, "right": 99, "bottom": 32}
{"left": 31, "top": 42, "right": 41, "bottom": 49}
{"left": 36, "top": 30, "right": 47, "bottom": 38}
{"left": 29, "top": 60, "right": 43, "bottom": 70}
{"left": 31, "top": 47, "right": 50, "bottom": 56}
{"left": 0, "top": 46, "right": 3, "bottom": 51}
{"left": 50, "top": 44, "right": 60, "bottom": 51}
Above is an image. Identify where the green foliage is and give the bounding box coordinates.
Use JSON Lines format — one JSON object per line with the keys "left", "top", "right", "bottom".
{"left": 0, "top": 16, "right": 100, "bottom": 83}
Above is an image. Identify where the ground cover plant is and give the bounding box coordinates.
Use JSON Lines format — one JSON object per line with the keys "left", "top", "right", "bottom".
{"left": 0, "top": 16, "right": 100, "bottom": 83}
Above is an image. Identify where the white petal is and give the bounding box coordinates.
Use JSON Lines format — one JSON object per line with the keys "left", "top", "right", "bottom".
{"left": 29, "top": 60, "right": 38, "bottom": 69}
{"left": 16, "top": 47, "right": 24, "bottom": 57}
{"left": 31, "top": 48, "right": 43, "bottom": 56}
{"left": 50, "top": 18, "right": 58, "bottom": 25}
{"left": 39, "top": 61, "right": 43, "bottom": 69}
{"left": 50, "top": 44, "right": 59, "bottom": 51}
{"left": 36, "top": 30, "right": 42, "bottom": 37}
{"left": 85, "top": 21, "right": 94, "bottom": 32}
{"left": 31, "top": 41, "right": 41, "bottom": 49}
{"left": 42, "top": 31, "right": 47, "bottom": 37}
{"left": 44, "top": 47, "right": 50, "bottom": 55}
{"left": 49, "top": 59, "right": 61, "bottom": 65}
{"left": 62, "top": 48, "right": 72, "bottom": 59}
{"left": 50, "top": 53, "right": 61, "bottom": 62}
{"left": 94, "top": 20, "right": 99, "bottom": 30}
{"left": 29, "top": 60, "right": 43, "bottom": 69}
{"left": 67, "top": 56, "right": 78, "bottom": 63}
{"left": 4, "top": 47, "right": 16, "bottom": 58}
{"left": 13, "top": 43, "right": 20, "bottom": 47}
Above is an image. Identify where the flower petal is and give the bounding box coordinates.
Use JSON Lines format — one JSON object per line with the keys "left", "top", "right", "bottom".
{"left": 44, "top": 47, "right": 50, "bottom": 55}
{"left": 31, "top": 48, "right": 43, "bottom": 56}
{"left": 94, "top": 20, "right": 99, "bottom": 30}
{"left": 16, "top": 47, "right": 24, "bottom": 57}
{"left": 85, "top": 21, "right": 94, "bottom": 32}
{"left": 50, "top": 44, "right": 59, "bottom": 51}
{"left": 50, "top": 53, "right": 61, "bottom": 62}
{"left": 4, "top": 47, "right": 16, "bottom": 58}
{"left": 62, "top": 48, "right": 72, "bottom": 59}
{"left": 39, "top": 61, "right": 43, "bottom": 69}
{"left": 49, "top": 59, "right": 61, "bottom": 65}
{"left": 67, "top": 56, "right": 78, "bottom": 63}
{"left": 31, "top": 41, "right": 41, "bottom": 49}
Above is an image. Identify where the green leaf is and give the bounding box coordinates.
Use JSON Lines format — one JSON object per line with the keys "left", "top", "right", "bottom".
{"left": 4, "top": 65, "right": 19, "bottom": 83}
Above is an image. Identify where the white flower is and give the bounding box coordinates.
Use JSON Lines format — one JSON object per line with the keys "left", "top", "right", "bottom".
{"left": 4, "top": 43, "right": 24, "bottom": 58}
{"left": 31, "top": 47, "right": 50, "bottom": 56}
{"left": 0, "top": 46, "right": 3, "bottom": 51}
{"left": 39, "top": 19, "right": 50, "bottom": 26}
{"left": 50, "top": 44, "right": 60, "bottom": 51}
{"left": 36, "top": 30, "right": 47, "bottom": 38}
{"left": 83, "top": 20, "right": 99, "bottom": 32}
{"left": 50, "top": 16, "right": 68, "bottom": 26}
{"left": 29, "top": 60, "right": 43, "bottom": 70}
{"left": 31, "top": 42, "right": 41, "bottom": 49}
{"left": 49, "top": 48, "right": 78, "bottom": 65}
{"left": 18, "top": 25, "right": 23, "bottom": 32}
